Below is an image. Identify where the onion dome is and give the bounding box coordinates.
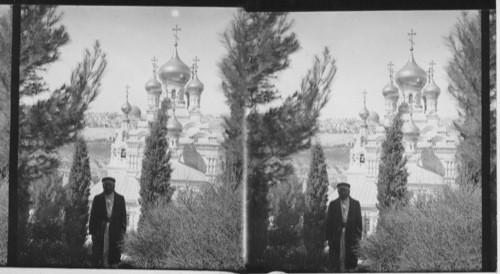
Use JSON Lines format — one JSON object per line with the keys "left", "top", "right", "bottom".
{"left": 158, "top": 48, "right": 191, "bottom": 84}
{"left": 359, "top": 105, "right": 369, "bottom": 121}
{"left": 145, "top": 74, "right": 161, "bottom": 93}
{"left": 121, "top": 101, "right": 132, "bottom": 115}
{"left": 167, "top": 111, "right": 183, "bottom": 135}
{"left": 395, "top": 53, "right": 427, "bottom": 89}
{"left": 423, "top": 77, "right": 441, "bottom": 97}
{"left": 186, "top": 76, "right": 204, "bottom": 96}
{"left": 402, "top": 116, "right": 420, "bottom": 136}
{"left": 382, "top": 81, "right": 399, "bottom": 97}
{"left": 130, "top": 106, "right": 142, "bottom": 118}
{"left": 368, "top": 111, "right": 380, "bottom": 124}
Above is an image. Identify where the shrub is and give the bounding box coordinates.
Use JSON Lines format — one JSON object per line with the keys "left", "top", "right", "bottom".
{"left": 265, "top": 176, "right": 311, "bottom": 272}
{"left": 357, "top": 185, "right": 481, "bottom": 271}
{"left": 23, "top": 172, "right": 92, "bottom": 267}
{"left": 124, "top": 179, "right": 242, "bottom": 270}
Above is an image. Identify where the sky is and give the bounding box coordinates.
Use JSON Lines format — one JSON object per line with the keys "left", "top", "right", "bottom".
{"left": 37, "top": 7, "right": 472, "bottom": 119}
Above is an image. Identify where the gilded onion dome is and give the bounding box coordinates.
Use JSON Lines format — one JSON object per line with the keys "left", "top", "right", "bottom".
{"left": 158, "top": 48, "right": 191, "bottom": 84}
{"left": 359, "top": 105, "right": 369, "bottom": 121}
{"left": 167, "top": 111, "right": 183, "bottom": 134}
{"left": 395, "top": 53, "right": 428, "bottom": 89}
{"left": 145, "top": 74, "right": 161, "bottom": 93}
{"left": 402, "top": 117, "right": 420, "bottom": 136}
{"left": 382, "top": 81, "right": 399, "bottom": 97}
{"left": 368, "top": 111, "right": 380, "bottom": 124}
{"left": 186, "top": 75, "right": 204, "bottom": 96}
{"left": 130, "top": 106, "right": 142, "bottom": 118}
{"left": 423, "top": 77, "right": 441, "bottom": 97}
{"left": 121, "top": 101, "right": 132, "bottom": 115}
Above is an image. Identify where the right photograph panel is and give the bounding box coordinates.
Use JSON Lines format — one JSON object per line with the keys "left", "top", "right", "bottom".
{"left": 241, "top": 10, "right": 490, "bottom": 272}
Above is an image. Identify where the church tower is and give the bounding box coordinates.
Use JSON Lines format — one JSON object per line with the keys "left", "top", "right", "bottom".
{"left": 422, "top": 60, "right": 441, "bottom": 122}
{"left": 145, "top": 57, "right": 162, "bottom": 123}
{"left": 186, "top": 56, "right": 204, "bottom": 121}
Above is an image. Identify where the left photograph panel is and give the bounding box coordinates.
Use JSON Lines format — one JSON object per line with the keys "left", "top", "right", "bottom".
{"left": 16, "top": 5, "right": 242, "bottom": 270}
{"left": 0, "top": 4, "right": 11, "bottom": 267}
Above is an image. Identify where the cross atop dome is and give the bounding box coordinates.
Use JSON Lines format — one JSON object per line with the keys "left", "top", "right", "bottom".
{"left": 193, "top": 56, "right": 200, "bottom": 75}
{"left": 125, "top": 84, "right": 130, "bottom": 100}
{"left": 408, "top": 29, "right": 417, "bottom": 52}
{"left": 387, "top": 61, "right": 394, "bottom": 79}
{"left": 173, "top": 24, "right": 181, "bottom": 48}
{"left": 362, "top": 89, "right": 367, "bottom": 107}
{"left": 151, "top": 56, "right": 158, "bottom": 72}
{"left": 429, "top": 60, "right": 436, "bottom": 78}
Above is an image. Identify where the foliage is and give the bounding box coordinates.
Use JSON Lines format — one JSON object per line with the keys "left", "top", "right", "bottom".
{"left": 23, "top": 172, "right": 93, "bottom": 267}
{"left": 139, "top": 99, "right": 174, "bottom": 221}
{"left": 219, "top": 10, "right": 337, "bottom": 266}
{"left": 18, "top": 5, "right": 107, "bottom": 262}
{"left": 376, "top": 111, "right": 410, "bottom": 213}
{"left": 265, "top": 175, "right": 308, "bottom": 271}
{"left": 63, "top": 137, "right": 92, "bottom": 265}
{"left": 303, "top": 144, "right": 329, "bottom": 270}
{"left": 357, "top": 185, "right": 481, "bottom": 272}
{"left": 0, "top": 179, "right": 7, "bottom": 265}
{"left": 0, "top": 8, "right": 11, "bottom": 180}
{"left": 124, "top": 175, "right": 242, "bottom": 270}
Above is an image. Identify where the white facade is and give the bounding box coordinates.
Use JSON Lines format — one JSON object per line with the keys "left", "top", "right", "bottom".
{"left": 90, "top": 36, "right": 224, "bottom": 231}
{"left": 329, "top": 32, "right": 458, "bottom": 236}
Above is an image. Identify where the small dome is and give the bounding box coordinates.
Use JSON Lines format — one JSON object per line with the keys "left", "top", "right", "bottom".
{"left": 121, "top": 101, "right": 132, "bottom": 115}
{"left": 395, "top": 54, "right": 427, "bottom": 89}
{"left": 186, "top": 76, "right": 204, "bottom": 95}
{"left": 145, "top": 74, "right": 162, "bottom": 93}
{"left": 368, "top": 111, "right": 380, "bottom": 124}
{"left": 130, "top": 106, "right": 142, "bottom": 118}
{"left": 359, "top": 105, "right": 369, "bottom": 120}
{"left": 423, "top": 78, "right": 441, "bottom": 97}
{"left": 382, "top": 81, "right": 399, "bottom": 97}
{"left": 402, "top": 117, "right": 420, "bottom": 136}
{"left": 158, "top": 49, "right": 191, "bottom": 84}
{"left": 167, "top": 113, "right": 183, "bottom": 133}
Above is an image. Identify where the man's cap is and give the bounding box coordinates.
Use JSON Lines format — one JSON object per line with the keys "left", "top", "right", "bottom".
{"left": 102, "top": 176, "right": 116, "bottom": 183}
{"left": 337, "top": 182, "right": 350, "bottom": 189}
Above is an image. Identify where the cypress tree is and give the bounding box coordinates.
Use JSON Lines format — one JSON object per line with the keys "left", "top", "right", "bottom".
{"left": 376, "top": 111, "right": 410, "bottom": 213}
{"left": 17, "top": 6, "right": 107, "bottom": 263}
{"left": 139, "top": 99, "right": 174, "bottom": 222}
{"left": 64, "top": 137, "right": 92, "bottom": 264}
{"left": 219, "top": 11, "right": 337, "bottom": 268}
{"left": 303, "top": 144, "right": 329, "bottom": 269}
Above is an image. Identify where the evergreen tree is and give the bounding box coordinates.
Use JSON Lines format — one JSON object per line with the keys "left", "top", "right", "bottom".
{"left": 445, "top": 11, "right": 496, "bottom": 267}
{"left": 0, "top": 8, "right": 11, "bottom": 180}
{"left": 303, "top": 144, "right": 329, "bottom": 269}
{"left": 18, "top": 6, "right": 107, "bottom": 263}
{"left": 139, "top": 99, "right": 174, "bottom": 222}
{"left": 63, "top": 137, "right": 91, "bottom": 264}
{"left": 376, "top": 111, "right": 410, "bottom": 213}
{"left": 219, "top": 10, "right": 337, "bottom": 268}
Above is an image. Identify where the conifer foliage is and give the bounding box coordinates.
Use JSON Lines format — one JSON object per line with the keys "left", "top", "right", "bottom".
{"left": 219, "top": 10, "right": 337, "bottom": 268}
{"left": 139, "top": 99, "right": 174, "bottom": 220}
{"left": 376, "top": 112, "right": 410, "bottom": 213}
{"left": 303, "top": 144, "right": 329, "bottom": 269}
{"left": 17, "top": 5, "right": 107, "bottom": 263}
{"left": 64, "top": 137, "right": 91, "bottom": 261}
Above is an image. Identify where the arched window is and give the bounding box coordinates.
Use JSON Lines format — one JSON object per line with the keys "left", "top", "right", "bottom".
{"left": 408, "top": 93, "right": 413, "bottom": 104}
{"left": 121, "top": 148, "right": 126, "bottom": 158}
{"left": 422, "top": 96, "right": 427, "bottom": 113}
{"left": 360, "top": 153, "right": 365, "bottom": 163}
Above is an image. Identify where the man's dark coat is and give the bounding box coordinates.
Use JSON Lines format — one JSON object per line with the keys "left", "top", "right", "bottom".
{"left": 89, "top": 191, "right": 127, "bottom": 266}
{"left": 325, "top": 197, "right": 362, "bottom": 270}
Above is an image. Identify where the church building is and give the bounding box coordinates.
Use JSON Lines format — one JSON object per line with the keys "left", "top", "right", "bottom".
{"left": 329, "top": 30, "right": 459, "bottom": 235}
{"left": 90, "top": 25, "right": 224, "bottom": 231}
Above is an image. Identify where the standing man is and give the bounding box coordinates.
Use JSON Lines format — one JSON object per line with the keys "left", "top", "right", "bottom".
{"left": 325, "top": 182, "right": 362, "bottom": 271}
{"left": 89, "top": 177, "right": 127, "bottom": 268}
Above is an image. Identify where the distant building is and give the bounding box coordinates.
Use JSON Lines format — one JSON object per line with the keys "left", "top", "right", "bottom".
{"left": 329, "top": 30, "right": 458, "bottom": 235}
{"left": 90, "top": 26, "right": 224, "bottom": 231}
